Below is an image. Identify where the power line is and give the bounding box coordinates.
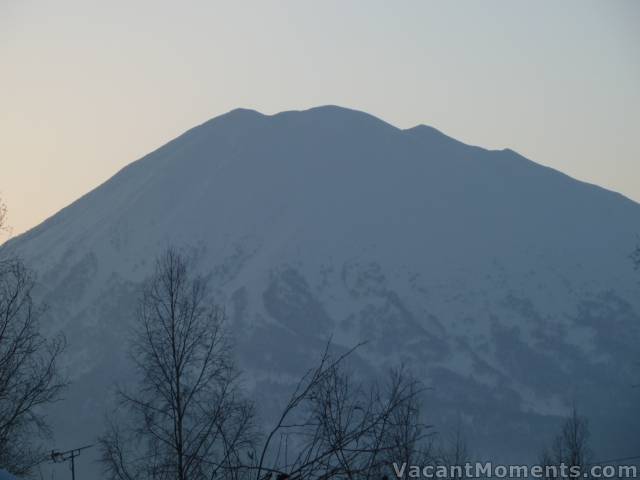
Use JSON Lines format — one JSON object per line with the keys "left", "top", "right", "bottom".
{"left": 586, "top": 454, "right": 640, "bottom": 466}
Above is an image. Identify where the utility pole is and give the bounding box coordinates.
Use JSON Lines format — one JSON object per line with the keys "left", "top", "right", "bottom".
{"left": 50, "top": 445, "right": 93, "bottom": 480}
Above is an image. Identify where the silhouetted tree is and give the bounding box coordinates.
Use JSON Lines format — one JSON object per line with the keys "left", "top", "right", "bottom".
{"left": 0, "top": 199, "right": 66, "bottom": 475}
{"left": 632, "top": 241, "right": 640, "bottom": 271}
{"left": 631, "top": 240, "right": 640, "bottom": 388}
{"left": 0, "top": 236, "right": 67, "bottom": 473}
{"left": 101, "top": 247, "right": 434, "bottom": 480}
{"left": 435, "top": 418, "right": 471, "bottom": 480}
{"left": 539, "top": 407, "right": 592, "bottom": 480}
{"left": 251, "top": 345, "right": 432, "bottom": 480}
{"left": 377, "top": 367, "right": 434, "bottom": 478}
{"left": 0, "top": 199, "right": 6, "bottom": 234}
{"left": 99, "top": 247, "right": 255, "bottom": 480}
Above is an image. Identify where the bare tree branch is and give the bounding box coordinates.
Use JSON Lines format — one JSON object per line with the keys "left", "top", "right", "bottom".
{"left": 99, "top": 247, "right": 255, "bottom": 480}
{"left": 0, "top": 256, "right": 68, "bottom": 475}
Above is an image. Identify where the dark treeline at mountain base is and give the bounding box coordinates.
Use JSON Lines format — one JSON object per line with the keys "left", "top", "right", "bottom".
{"left": 0, "top": 195, "right": 633, "bottom": 478}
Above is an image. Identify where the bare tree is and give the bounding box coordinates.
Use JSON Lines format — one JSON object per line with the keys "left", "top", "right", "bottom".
{"left": 539, "top": 407, "right": 592, "bottom": 480}
{"left": 632, "top": 240, "right": 640, "bottom": 271}
{"left": 101, "top": 247, "right": 434, "bottom": 480}
{"left": 99, "top": 247, "right": 255, "bottom": 480}
{"left": 377, "top": 368, "right": 434, "bottom": 479}
{"left": 429, "top": 417, "right": 471, "bottom": 480}
{"left": 0, "top": 197, "right": 8, "bottom": 249}
{"left": 251, "top": 345, "right": 432, "bottom": 480}
{"left": 0, "top": 257, "right": 67, "bottom": 474}
{"left": 0, "top": 198, "right": 6, "bottom": 233}
{"left": 633, "top": 240, "right": 640, "bottom": 387}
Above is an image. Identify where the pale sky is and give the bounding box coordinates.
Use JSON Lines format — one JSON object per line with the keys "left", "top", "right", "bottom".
{"left": 1, "top": 0, "right": 639, "bottom": 237}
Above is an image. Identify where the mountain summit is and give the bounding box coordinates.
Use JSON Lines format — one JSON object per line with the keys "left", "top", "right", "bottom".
{"left": 6, "top": 106, "right": 640, "bottom": 473}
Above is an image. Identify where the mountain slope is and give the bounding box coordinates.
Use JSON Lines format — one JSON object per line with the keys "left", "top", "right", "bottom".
{"left": 6, "top": 106, "right": 640, "bottom": 475}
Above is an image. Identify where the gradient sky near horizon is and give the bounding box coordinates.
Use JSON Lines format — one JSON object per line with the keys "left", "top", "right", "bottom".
{"left": 1, "top": 0, "right": 639, "bottom": 237}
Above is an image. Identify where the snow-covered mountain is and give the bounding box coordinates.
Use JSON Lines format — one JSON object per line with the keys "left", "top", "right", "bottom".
{"left": 5, "top": 106, "right": 640, "bottom": 474}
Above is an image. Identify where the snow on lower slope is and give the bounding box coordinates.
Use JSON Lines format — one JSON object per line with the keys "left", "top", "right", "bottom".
{"left": 5, "top": 106, "right": 640, "bottom": 476}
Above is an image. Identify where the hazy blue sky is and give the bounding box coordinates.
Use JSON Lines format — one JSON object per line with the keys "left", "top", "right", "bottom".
{"left": 2, "top": 0, "right": 638, "bottom": 236}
